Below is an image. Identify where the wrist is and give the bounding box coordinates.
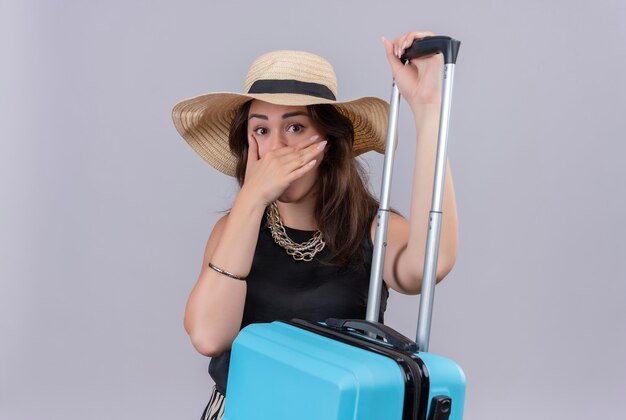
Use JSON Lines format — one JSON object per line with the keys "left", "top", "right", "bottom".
{"left": 233, "top": 186, "right": 268, "bottom": 218}
{"left": 411, "top": 103, "right": 441, "bottom": 124}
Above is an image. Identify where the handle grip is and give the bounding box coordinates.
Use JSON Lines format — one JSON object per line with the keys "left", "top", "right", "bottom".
{"left": 400, "top": 35, "right": 461, "bottom": 64}
{"left": 325, "top": 318, "right": 418, "bottom": 353}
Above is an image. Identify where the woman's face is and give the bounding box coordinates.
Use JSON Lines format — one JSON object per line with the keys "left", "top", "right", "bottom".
{"left": 247, "top": 100, "right": 325, "bottom": 203}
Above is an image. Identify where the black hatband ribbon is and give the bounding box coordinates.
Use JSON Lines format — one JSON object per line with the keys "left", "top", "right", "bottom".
{"left": 248, "top": 79, "right": 336, "bottom": 101}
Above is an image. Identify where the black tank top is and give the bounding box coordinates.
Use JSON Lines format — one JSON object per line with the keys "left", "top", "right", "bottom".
{"left": 208, "top": 218, "right": 389, "bottom": 394}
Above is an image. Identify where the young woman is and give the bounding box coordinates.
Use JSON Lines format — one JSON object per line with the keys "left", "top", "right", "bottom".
{"left": 172, "top": 31, "right": 459, "bottom": 419}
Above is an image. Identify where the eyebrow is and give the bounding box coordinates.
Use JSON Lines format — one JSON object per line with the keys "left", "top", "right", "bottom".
{"left": 281, "top": 111, "right": 310, "bottom": 119}
{"left": 248, "top": 113, "right": 268, "bottom": 121}
{"left": 248, "top": 111, "right": 310, "bottom": 121}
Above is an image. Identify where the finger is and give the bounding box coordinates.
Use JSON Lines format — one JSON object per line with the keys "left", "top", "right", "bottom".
{"left": 274, "top": 140, "right": 326, "bottom": 175}
{"left": 247, "top": 134, "right": 259, "bottom": 165}
{"left": 398, "top": 31, "right": 436, "bottom": 57}
{"left": 278, "top": 135, "right": 323, "bottom": 170}
{"left": 402, "top": 31, "right": 435, "bottom": 51}
{"left": 395, "top": 33, "right": 410, "bottom": 57}
{"left": 262, "top": 135, "right": 319, "bottom": 159}
{"left": 294, "top": 134, "right": 321, "bottom": 152}
{"left": 301, "top": 138, "right": 327, "bottom": 154}
{"left": 285, "top": 159, "right": 318, "bottom": 183}
{"left": 383, "top": 37, "right": 404, "bottom": 73}
{"left": 296, "top": 139, "right": 327, "bottom": 164}
{"left": 264, "top": 136, "right": 324, "bottom": 171}
{"left": 263, "top": 145, "right": 296, "bottom": 162}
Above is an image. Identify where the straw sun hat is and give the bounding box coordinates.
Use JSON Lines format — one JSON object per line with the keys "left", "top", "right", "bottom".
{"left": 172, "top": 50, "right": 389, "bottom": 176}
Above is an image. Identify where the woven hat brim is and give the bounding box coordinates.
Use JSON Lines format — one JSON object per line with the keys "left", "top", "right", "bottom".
{"left": 172, "top": 92, "right": 389, "bottom": 176}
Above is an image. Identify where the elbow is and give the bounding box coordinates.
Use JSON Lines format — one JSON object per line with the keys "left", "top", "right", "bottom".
{"left": 185, "top": 316, "right": 234, "bottom": 357}
{"left": 435, "top": 253, "right": 456, "bottom": 284}
{"left": 188, "top": 330, "right": 232, "bottom": 357}
{"left": 193, "top": 340, "right": 225, "bottom": 358}
{"left": 395, "top": 255, "right": 456, "bottom": 295}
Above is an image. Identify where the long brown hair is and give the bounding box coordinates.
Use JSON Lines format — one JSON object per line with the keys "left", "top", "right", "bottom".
{"left": 229, "top": 101, "right": 379, "bottom": 268}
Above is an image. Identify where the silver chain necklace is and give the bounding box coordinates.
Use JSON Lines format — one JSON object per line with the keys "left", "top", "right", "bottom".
{"left": 266, "top": 201, "right": 326, "bottom": 262}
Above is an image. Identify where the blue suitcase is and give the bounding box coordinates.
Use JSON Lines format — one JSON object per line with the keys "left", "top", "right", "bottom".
{"left": 225, "top": 319, "right": 465, "bottom": 419}
{"left": 224, "top": 36, "right": 465, "bottom": 420}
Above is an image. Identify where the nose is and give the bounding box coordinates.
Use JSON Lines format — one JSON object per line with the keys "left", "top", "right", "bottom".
{"left": 268, "top": 131, "right": 288, "bottom": 150}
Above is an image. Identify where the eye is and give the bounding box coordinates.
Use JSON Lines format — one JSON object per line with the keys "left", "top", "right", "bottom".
{"left": 253, "top": 127, "right": 268, "bottom": 136}
{"left": 286, "top": 123, "right": 305, "bottom": 133}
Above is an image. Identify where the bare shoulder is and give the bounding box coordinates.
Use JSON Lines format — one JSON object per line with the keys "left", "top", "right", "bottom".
{"left": 200, "top": 214, "right": 230, "bottom": 269}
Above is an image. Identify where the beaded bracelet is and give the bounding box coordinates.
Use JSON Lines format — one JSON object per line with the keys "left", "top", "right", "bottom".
{"left": 208, "top": 262, "right": 247, "bottom": 281}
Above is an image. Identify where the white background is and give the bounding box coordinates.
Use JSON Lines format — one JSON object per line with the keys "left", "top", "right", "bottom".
{"left": 1, "top": 1, "right": 625, "bottom": 419}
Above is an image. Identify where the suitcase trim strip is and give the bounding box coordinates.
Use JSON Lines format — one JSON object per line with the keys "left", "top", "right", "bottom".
{"left": 286, "top": 319, "right": 430, "bottom": 420}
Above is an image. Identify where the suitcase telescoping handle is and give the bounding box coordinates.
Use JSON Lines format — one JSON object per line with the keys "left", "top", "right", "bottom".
{"left": 365, "top": 36, "right": 461, "bottom": 352}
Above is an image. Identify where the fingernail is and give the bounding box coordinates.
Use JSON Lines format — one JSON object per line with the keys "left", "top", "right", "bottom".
{"left": 309, "top": 159, "right": 317, "bottom": 166}
{"left": 317, "top": 140, "right": 328, "bottom": 150}
{"left": 310, "top": 135, "right": 320, "bottom": 141}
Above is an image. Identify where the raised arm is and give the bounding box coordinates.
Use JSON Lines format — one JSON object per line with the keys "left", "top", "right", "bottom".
{"left": 184, "top": 192, "right": 262, "bottom": 357}
{"left": 377, "top": 32, "right": 459, "bottom": 295}
{"left": 184, "top": 131, "right": 323, "bottom": 356}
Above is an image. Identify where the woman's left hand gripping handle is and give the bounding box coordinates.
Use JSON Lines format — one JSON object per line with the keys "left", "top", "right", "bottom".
{"left": 383, "top": 31, "right": 443, "bottom": 111}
